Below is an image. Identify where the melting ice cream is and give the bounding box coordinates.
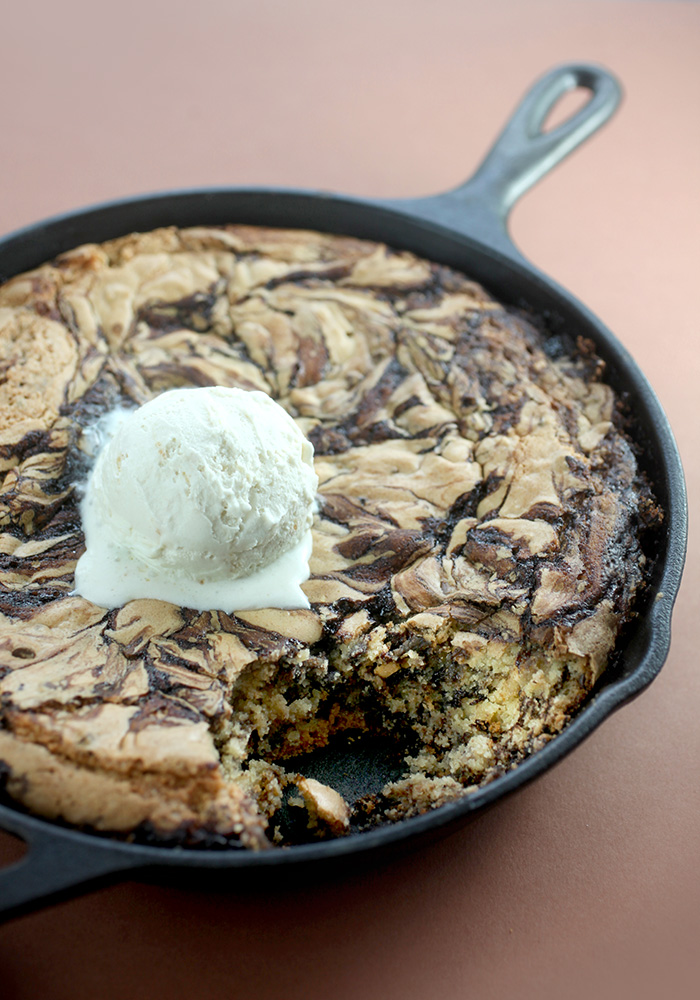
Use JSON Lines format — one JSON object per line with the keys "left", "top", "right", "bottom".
{"left": 74, "top": 387, "right": 318, "bottom": 611}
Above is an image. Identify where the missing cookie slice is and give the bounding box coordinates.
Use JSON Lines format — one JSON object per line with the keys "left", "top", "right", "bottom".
{"left": 0, "top": 225, "right": 660, "bottom": 847}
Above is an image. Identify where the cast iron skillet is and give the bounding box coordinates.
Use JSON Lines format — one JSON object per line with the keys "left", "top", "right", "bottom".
{"left": 0, "top": 64, "right": 687, "bottom": 922}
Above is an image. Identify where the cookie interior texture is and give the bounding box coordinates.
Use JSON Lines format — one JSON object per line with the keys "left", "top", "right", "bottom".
{"left": 0, "top": 225, "right": 660, "bottom": 848}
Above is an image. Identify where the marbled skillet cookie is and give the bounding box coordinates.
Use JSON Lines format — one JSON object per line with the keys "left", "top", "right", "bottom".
{"left": 0, "top": 226, "right": 659, "bottom": 846}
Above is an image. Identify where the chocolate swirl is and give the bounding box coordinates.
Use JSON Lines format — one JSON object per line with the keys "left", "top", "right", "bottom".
{"left": 0, "top": 225, "right": 660, "bottom": 845}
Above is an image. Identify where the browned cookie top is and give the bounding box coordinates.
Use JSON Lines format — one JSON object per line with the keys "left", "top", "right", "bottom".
{"left": 0, "top": 225, "right": 659, "bottom": 842}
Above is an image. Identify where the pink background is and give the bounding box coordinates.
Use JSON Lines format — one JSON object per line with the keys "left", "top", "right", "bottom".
{"left": 1, "top": 2, "right": 698, "bottom": 997}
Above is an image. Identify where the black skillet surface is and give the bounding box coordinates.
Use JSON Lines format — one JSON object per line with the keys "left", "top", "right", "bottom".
{"left": 0, "top": 64, "right": 688, "bottom": 921}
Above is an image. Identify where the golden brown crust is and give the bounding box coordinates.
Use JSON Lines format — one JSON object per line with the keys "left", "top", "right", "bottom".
{"left": 0, "top": 225, "right": 659, "bottom": 845}
{"left": 0, "top": 311, "right": 78, "bottom": 452}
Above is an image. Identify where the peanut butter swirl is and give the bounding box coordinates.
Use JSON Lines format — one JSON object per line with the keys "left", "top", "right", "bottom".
{"left": 0, "top": 225, "right": 659, "bottom": 845}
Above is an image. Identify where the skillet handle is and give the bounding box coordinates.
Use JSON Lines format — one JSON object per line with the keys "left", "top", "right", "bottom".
{"left": 0, "top": 823, "right": 141, "bottom": 922}
{"left": 398, "top": 63, "right": 622, "bottom": 259}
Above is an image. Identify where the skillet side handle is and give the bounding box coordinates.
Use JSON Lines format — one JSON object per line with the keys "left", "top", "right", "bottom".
{"left": 0, "top": 826, "right": 141, "bottom": 922}
{"left": 402, "top": 63, "right": 622, "bottom": 258}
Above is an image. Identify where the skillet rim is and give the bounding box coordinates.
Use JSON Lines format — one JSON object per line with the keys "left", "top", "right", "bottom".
{"left": 0, "top": 186, "right": 687, "bottom": 870}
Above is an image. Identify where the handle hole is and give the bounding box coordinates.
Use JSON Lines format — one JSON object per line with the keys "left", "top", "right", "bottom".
{"left": 0, "top": 829, "right": 28, "bottom": 868}
{"left": 542, "top": 86, "right": 591, "bottom": 133}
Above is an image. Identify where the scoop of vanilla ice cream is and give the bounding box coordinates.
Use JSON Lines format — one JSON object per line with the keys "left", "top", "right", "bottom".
{"left": 74, "top": 387, "right": 319, "bottom": 612}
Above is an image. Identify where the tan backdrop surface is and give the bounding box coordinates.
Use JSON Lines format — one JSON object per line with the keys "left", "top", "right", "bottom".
{"left": 0, "top": 2, "right": 698, "bottom": 998}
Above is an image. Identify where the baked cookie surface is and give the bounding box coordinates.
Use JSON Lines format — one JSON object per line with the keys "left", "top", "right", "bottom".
{"left": 0, "top": 225, "right": 660, "bottom": 846}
